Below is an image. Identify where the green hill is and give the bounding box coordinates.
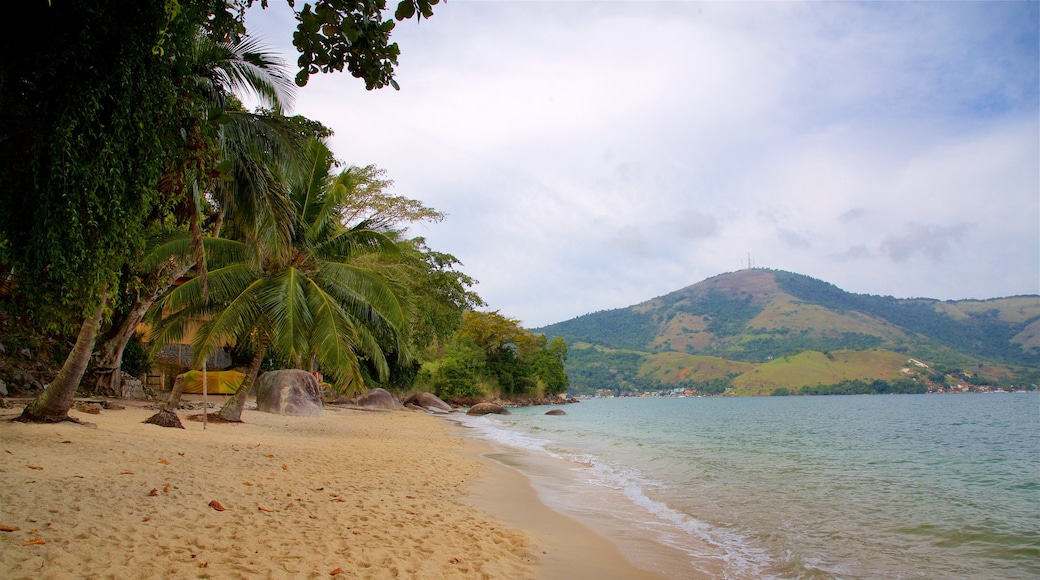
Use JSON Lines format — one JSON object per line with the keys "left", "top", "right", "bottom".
{"left": 535, "top": 269, "right": 1040, "bottom": 396}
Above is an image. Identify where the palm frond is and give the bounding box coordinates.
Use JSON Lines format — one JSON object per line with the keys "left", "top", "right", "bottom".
{"left": 261, "top": 267, "right": 312, "bottom": 366}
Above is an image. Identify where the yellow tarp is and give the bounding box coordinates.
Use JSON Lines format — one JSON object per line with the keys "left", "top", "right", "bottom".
{"left": 179, "top": 370, "right": 246, "bottom": 395}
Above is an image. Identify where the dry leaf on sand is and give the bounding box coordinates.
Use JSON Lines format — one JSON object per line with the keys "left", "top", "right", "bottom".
{"left": 208, "top": 500, "right": 226, "bottom": 511}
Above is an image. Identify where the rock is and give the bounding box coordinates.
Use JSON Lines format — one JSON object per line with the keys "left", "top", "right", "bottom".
{"left": 401, "top": 391, "right": 452, "bottom": 412}
{"left": 9, "top": 369, "right": 42, "bottom": 395}
{"left": 120, "top": 374, "right": 146, "bottom": 400}
{"left": 353, "top": 388, "right": 404, "bottom": 411}
{"left": 255, "top": 370, "right": 324, "bottom": 417}
{"left": 0, "top": 379, "right": 7, "bottom": 397}
{"left": 466, "top": 402, "right": 510, "bottom": 416}
{"left": 143, "top": 409, "right": 184, "bottom": 429}
{"left": 545, "top": 409, "right": 567, "bottom": 416}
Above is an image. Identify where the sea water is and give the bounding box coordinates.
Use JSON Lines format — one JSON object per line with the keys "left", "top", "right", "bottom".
{"left": 455, "top": 393, "right": 1039, "bottom": 579}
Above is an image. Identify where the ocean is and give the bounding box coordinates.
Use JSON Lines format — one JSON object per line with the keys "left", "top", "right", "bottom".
{"left": 454, "top": 393, "right": 1039, "bottom": 579}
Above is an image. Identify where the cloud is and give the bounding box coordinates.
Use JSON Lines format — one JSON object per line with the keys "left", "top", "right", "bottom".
{"left": 663, "top": 210, "right": 718, "bottom": 240}
{"left": 241, "top": 1, "right": 1039, "bottom": 327}
{"left": 881, "top": 222, "right": 975, "bottom": 263}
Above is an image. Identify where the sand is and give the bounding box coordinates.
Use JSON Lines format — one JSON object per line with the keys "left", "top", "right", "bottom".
{"left": 0, "top": 400, "right": 662, "bottom": 579}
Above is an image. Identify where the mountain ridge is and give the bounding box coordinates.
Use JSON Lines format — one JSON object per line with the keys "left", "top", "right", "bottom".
{"left": 534, "top": 269, "right": 1039, "bottom": 395}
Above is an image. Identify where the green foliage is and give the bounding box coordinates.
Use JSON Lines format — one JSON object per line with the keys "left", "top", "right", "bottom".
{"left": 147, "top": 138, "right": 410, "bottom": 394}
{"left": 121, "top": 334, "right": 153, "bottom": 378}
{"left": 774, "top": 270, "right": 1038, "bottom": 365}
{"left": 531, "top": 337, "right": 569, "bottom": 395}
{"left": 771, "top": 387, "right": 790, "bottom": 396}
{"left": 540, "top": 308, "right": 657, "bottom": 351}
{"left": 656, "top": 289, "right": 764, "bottom": 337}
{"left": 287, "top": 0, "right": 439, "bottom": 88}
{"left": 427, "top": 338, "right": 486, "bottom": 400}
{"left": 797, "top": 378, "right": 927, "bottom": 396}
{"left": 564, "top": 345, "right": 662, "bottom": 396}
{"left": 0, "top": 0, "right": 178, "bottom": 329}
{"left": 726, "top": 331, "right": 884, "bottom": 362}
{"left": 423, "top": 313, "right": 570, "bottom": 399}
{"left": 688, "top": 377, "right": 734, "bottom": 395}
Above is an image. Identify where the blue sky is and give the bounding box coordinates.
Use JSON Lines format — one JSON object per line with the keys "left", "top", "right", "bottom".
{"left": 246, "top": 1, "right": 1039, "bottom": 328}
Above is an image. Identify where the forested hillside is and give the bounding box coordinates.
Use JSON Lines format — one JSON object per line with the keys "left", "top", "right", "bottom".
{"left": 536, "top": 269, "right": 1039, "bottom": 396}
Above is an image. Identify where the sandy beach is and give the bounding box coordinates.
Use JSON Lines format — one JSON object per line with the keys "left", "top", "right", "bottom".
{"left": 0, "top": 399, "right": 661, "bottom": 579}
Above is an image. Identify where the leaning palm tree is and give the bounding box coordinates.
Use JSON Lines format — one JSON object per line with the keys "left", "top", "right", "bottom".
{"left": 90, "top": 30, "right": 309, "bottom": 398}
{"left": 147, "top": 139, "right": 411, "bottom": 422}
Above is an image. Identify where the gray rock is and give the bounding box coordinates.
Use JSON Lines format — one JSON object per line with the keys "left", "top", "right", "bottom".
{"left": 466, "top": 402, "right": 511, "bottom": 416}
{"left": 401, "top": 391, "right": 452, "bottom": 412}
{"left": 0, "top": 379, "right": 7, "bottom": 397}
{"left": 255, "top": 369, "right": 324, "bottom": 417}
{"left": 353, "top": 388, "right": 404, "bottom": 410}
{"left": 120, "top": 374, "right": 146, "bottom": 400}
{"left": 10, "top": 369, "right": 42, "bottom": 394}
{"left": 545, "top": 409, "right": 567, "bottom": 416}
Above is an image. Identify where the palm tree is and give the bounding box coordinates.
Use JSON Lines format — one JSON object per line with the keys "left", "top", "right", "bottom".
{"left": 89, "top": 30, "right": 310, "bottom": 398}
{"left": 18, "top": 31, "right": 299, "bottom": 423}
{"left": 147, "top": 139, "right": 410, "bottom": 422}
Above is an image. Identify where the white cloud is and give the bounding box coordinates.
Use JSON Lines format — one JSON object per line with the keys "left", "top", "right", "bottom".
{"left": 243, "top": 1, "right": 1039, "bottom": 327}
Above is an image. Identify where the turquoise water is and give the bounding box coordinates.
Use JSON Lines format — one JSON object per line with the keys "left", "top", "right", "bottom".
{"left": 457, "top": 394, "right": 1040, "bottom": 579}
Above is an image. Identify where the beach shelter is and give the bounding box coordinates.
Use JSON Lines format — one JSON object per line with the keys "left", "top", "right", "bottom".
{"left": 179, "top": 370, "right": 246, "bottom": 394}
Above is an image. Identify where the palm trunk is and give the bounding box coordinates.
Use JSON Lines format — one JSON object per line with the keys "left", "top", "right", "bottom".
{"left": 19, "top": 298, "right": 106, "bottom": 423}
{"left": 216, "top": 335, "right": 267, "bottom": 422}
{"left": 142, "top": 373, "right": 186, "bottom": 428}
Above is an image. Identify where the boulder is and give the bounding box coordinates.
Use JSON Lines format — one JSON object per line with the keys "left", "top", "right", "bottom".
{"left": 466, "top": 402, "right": 510, "bottom": 416}
{"left": 255, "top": 370, "right": 324, "bottom": 417}
{"left": 353, "top": 388, "right": 405, "bottom": 411}
{"left": 545, "top": 409, "right": 566, "bottom": 416}
{"left": 401, "top": 391, "right": 452, "bottom": 412}
{"left": 9, "top": 369, "right": 42, "bottom": 395}
{"left": 119, "top": 373, "right": 147, "bottom": 400}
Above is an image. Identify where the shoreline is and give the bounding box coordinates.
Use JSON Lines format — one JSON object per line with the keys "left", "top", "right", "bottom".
{"left": 0, "top": 399, "right": 666, "bottom": 579}
{"left": 450, "top": 420, "right": 668, "bottom": 579}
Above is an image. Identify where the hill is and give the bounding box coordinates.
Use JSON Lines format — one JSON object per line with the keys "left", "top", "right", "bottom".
{"left": 535, "top": 269, "right": 1039, "bottom": 396}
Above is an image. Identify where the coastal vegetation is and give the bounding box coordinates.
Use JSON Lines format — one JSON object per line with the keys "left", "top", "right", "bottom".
{"left": 1, "top": 0, "right": 569, "bottom": 421}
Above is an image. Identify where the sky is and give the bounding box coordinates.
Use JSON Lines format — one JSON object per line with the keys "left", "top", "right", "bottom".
{"left": 244, "top": 1, "right": 1040, "bottom": 328}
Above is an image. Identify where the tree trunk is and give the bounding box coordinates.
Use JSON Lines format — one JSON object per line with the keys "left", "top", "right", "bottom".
{"left": 92, "top": 298, "right": 149, "bottom": 398}
{"left": 216, "top": 336, "right": 267, "bottom": 422}
{"left": 18, "top": 298, "right": 106, "bottom": 423}
{"left": 142, "top": 374, "right": 186, "bottom": 428}
{"left": 93, "top": 260, "right": 195, "bottom": 397}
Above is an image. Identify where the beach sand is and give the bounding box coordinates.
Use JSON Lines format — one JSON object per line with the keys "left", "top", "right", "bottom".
{"left": 0, "top": 399, "right": 661, "bottom": 579}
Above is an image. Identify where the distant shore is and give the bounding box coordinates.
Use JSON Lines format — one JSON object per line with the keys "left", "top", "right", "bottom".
{"left": 0, "top": 398, "right": 659, "bottom": 579}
